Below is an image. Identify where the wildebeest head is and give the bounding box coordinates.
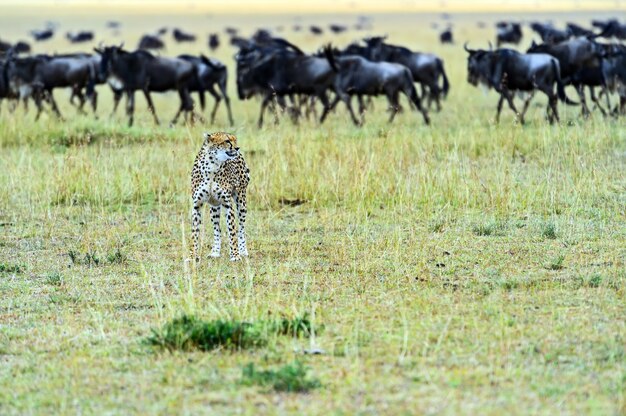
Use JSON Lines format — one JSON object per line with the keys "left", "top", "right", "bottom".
{"left": 464, "top": 43, "right": 494, "bottom": 87}
{"left": 93, "top": 44, "right": 124, "bottom": 81}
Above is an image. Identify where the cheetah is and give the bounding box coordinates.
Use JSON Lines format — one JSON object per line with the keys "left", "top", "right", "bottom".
{"left": 190, "top": 132, "right": 250, "bottom": 262}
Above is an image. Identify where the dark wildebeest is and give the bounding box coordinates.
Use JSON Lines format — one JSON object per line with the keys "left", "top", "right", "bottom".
{"left": 0, "top": 40, "right": 11, "bottom": 53}
{"left": 310, "top": 26, "right": 323, "bottom": 35}
{"left": 530, "top": 22, "right": 571, "bottom": 45}
{"left": 595, "top": 19, "right": 626, "bottom": 40}
{"left": 566, "top": 23, "right": 594, "bottom": 37}
{"left": 106, "top": 21, "right": 120, "bottom": 29}
{"left": 601, "top": 50, "right": 626, "bottom": 115}
{"left": 496, "top": 22, "right": 522, "bottom": 47}
{"left": 156, "top": 27, "right": 168, "bottom": 36}
{"left": 173, "top": 28, "right": 196, "bottom": 43}
{"left": 178, "top": 54, "right": 233, "bottom": 125}
{"left": 14, "top": 41, "right": 31, "bottom": 54}
{"left": 5, "top": 53, "right": 100, "bottom": 119}
{"left": 330, "top": 24, "right": 347, "bottom": 34}
{"left": 440, "top": 28, "right": 453, "bottom": 44}
{"left": 236, "top": 40, "right": 336, "bottom": 127}
{"left": 363, "top": 36, "right": 450, "bottom": 111}
{"left": 138, "top": 34, "right": 165, "bottom": 50}
{"left": 324, "top": 46, "right": 430, "bottom": 126}
{"left": 95, "top": 45, "right": 195, "bottom": 126}
{"left": 208, "top": 34, "right": 220, "bottom": 50}
{"left": 527, "top": 38, "right": 603, "bottom": 116}
{"left": 225, "top": 27, "right": 238, "bottom": 36}
{"left": 66, "top": 31, "right": 94, "bottom": 43}
{"left": 465, "top": 44, "right": 578, "bottom": 124}
{"left": 30, "top": 29, "right": 54, "bottom": 42}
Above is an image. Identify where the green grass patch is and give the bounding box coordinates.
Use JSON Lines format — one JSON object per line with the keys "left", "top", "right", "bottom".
{"left": 0, "top": 262, "right": 25, "bottom": 274}
{"left": 241, "top": 361, "right": 321, "bottom": 393}
{"left": 471, "top": 219, "right": 507, "bottom": 237}
{"left": 145, "top": 314, "right": 317, "bottom": 352}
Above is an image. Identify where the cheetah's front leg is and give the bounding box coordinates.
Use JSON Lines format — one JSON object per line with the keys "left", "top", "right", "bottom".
{"left": 210, "top": 206, "right": 222, "bottom": 257}
{"left": 225, "top": 202, "right": 241, "bottom": 261}
{"left": 236, "top": 193, "right": 248, "bottom": 257}
{"left": 191, "top": 199, "right": 204, "bottom": 263}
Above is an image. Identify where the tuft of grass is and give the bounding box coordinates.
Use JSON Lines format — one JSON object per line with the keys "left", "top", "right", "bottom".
{"left": 106, "top": 248, "right": 127, "bottom": 265}
{"left": 145, "top": 314, "right": 317, "bottom": 352}
{"left": 547, "top": 254, "right": 565, "bottom": 271}
{"left": 585, "top": 274, "right": 603, "bottom": 288}
{"left": 0, "top": 263, "right": 25, "bottom": 274}
{"left": 472, "top": 219, "right": 507, "bottom": 237}
{"left": 541, "top": 221, "right": 558, "bottom": 240}
{"left": 241, "top": 361, "right": 321, "bottom": 393}
{"left": 45, "top": 272, "right": 63, "bottom": 286}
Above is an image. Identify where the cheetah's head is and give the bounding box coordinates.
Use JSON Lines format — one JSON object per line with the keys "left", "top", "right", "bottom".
{"left": 203, "top": 132, "right": 239, "bottom": 162}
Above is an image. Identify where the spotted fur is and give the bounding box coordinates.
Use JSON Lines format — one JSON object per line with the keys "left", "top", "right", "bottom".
{"left": 191, "top": 132, "right": 250, "bottom": 262}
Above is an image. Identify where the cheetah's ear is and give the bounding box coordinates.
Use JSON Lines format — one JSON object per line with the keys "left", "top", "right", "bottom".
{"left": 203, "top": 132, "right": 212, "bottom": 142}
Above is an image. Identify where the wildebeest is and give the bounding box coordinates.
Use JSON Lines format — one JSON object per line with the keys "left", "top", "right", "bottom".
{"left": 324, "top": 46, "right": 430, "bottom": 126}
{"left": 5, "top": 52, "right": 100, "bottom": 119}
{"left": 496, "top": 22, "right": 522, "bottom": 47}
{"left": 173, "top": 28, "right": 196, "bottom": 43}
{"left": 0, "top": 40, "right": 11, "bottom": 53}
{"left": 236, "top": 39, "right": 336, "bottom": 127}
{"left": 66, "top": 31, "right": 94, "bottom": 44}
{"left": 178, "top": 54, "right": 233, "bottom": 125}
{"left": 310, "top": 26, "right": 323, "bottom": 35}
{"left": 530, "top": 22, "right": 571, "bottom": 44}
{"left": 225, "top": 27, "right": 238, "bottom": 36}
{"left": 330, "top": 24, "right": 347, "bottom": 34}
{"left": 208, "top": 34, "right": 220, "bottom": 50}
{"left": 465, "top": 44, "right": 578, "bottom": 124}
{"left": 95, "top": 45, "right": 195, "bottom": 126}
{"left": 106, "top": 21, "right": 120, "bottom": 29}
{"left": 600, "top": 50, "right": 626, "bottom": 115}
{"left": 566, "top": 23, "right": 594, "bottom": 38}
{"left": 594, "top": 19, "right": 626, "bottom": 40}
{"left": 527, "top": 38, "right": 603, "bottom": 116}
{"left": 440, "top": 28, "right": 453, "bottom": 44}
{"left": 362, "top": 36, "right": 450, "bottom": 111}
{"left": 30, "top": 29, "right": 54, "bottom": 42}
{"left": 13, "top": 41, "right": 31, "bottom": 54}
{"left": 138, "top": 34, "right": 165, "bottom": 50}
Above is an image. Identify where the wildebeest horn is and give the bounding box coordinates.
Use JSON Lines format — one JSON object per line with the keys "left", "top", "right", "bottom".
{"left": 463, "top": 42, "right": 476, "bottom": 53}
{"left": 118, "top": 42, "right": 124, "bottom": 49}
{"left": 488, "top": 41, "right": 493, "bottom": 51}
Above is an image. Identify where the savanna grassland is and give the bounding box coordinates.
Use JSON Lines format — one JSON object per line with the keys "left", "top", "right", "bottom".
{"left": 0, "top": 7, "right": 625, "bottom": 415}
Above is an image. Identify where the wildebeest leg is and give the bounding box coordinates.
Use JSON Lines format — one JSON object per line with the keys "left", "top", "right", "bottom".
{"left": 547, "top": 94, "right": 559, "bottom": 124}
{"left": 88, "top": 90, "right": 98, "bottom": 116}
{"left": 387, "top": 91, "right": 400, "bottom": 123}
{"left": 198, "top": 90, "right": 206, "bottom": 112}
{"left": 126, "top": 91, "right": 135, "bottom": 127}
{"left": 495, "top": 95, "right": 505, "bottom": 123}
{"left": 519, "top": 92, "right": 535, "bottom": 125}
{"left": 47, "top": 90, "right": 63, "bottom": 120}
{"left": 500, "top": 91, "right": 519, "bottom": 123}
{"left": 357, "top": 95, "right": 366, "bottom": 117}
{"left": 206, "top": 85, "right": 221, "bottom": 124}
{"left": 341, "top": 93, "right": 361, "bottom": 126}
{"left": 257, "top": 94, "right": 272, "bottom": 128}
{"left": 171, "top": 90, "right": 186, "bottom": 125}
{"left": 142, "top": 89, "right": 160, "bottom": 125}
{"left": 111, "top": 89, "right": 123, "bottom": 118}
{"left": 318, "top": 92, "right": 332, "bottom": 124}
{"left": 216, "top": 78, "right": 234, "bottom": 126}
{"left": 406, "top": 85, "right": 430, "bottom": 125}
{"left": 576, "top": 84, "right": 590, "bottom": 118}
{"left": 589, "top": 87, "right": 606, "bottom": 116}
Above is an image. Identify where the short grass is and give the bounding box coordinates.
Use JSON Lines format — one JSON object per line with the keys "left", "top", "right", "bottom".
{"left": 1, "top": 8, "right": 625, "bottom": 416}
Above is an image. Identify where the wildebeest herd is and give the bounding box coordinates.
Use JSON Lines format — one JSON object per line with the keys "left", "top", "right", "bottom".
{"left": 1, "top": 17, "right": 626, "bottom": 127}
